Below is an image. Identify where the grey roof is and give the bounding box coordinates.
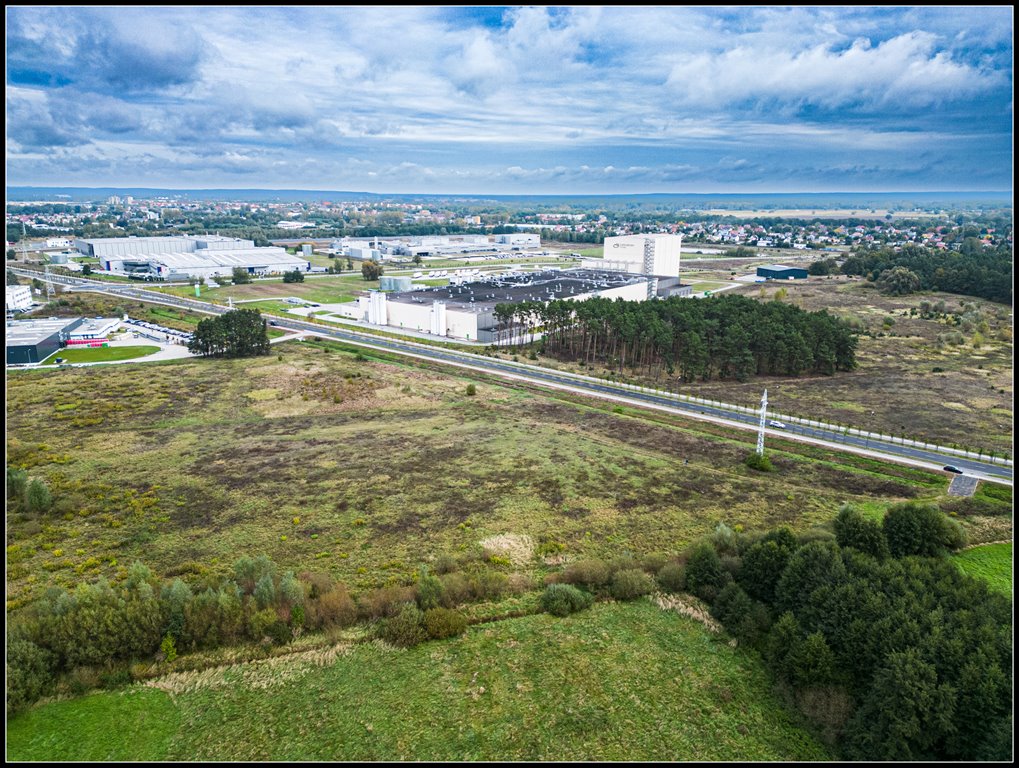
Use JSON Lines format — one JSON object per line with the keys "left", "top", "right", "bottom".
{"left": 386, "top": 268, "right": 644, "bottom": 312}
{"left": 5, "top": 317, "right": 80, "bottom": 347}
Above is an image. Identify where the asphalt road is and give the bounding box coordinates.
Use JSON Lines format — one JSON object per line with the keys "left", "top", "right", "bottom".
{"left": 15, "top": 269, "right": 1012, "bottom": 484}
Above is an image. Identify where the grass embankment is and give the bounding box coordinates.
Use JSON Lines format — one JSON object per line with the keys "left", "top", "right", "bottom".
{"left": 6, "top": 601, "right": 832, "bottom": 762}
{"left": 49, "top": 345, "right": 162, "bottom": 364}
{"left": 954, "top": 542, "right": 1012, "bottom": 598}
{"left": 37, "top": 294, "right": 208, "bottom": 333}
{"left": 8, "top": 339, "right": 999, "bottom": 613}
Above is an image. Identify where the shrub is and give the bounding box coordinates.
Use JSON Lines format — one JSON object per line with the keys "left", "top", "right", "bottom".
{"left": 684, "top": 543, "right": 727, "bottom": 602}
{"left": 609, "top": 569, "right": 654, "bottom": 600}
{"left": 883, "top": 502, "right": 961, "bottom": 558}
{"left": 606, "top": 556, "right": 640, "bottom": 575}
{"left": 253, "top": 573, "right": 276, "bottom": 609}
{"left": 640, "top": 552, "right": 670, "bottom": 574}
{"left": 789, "top": 631, "right": 837, "bottom": 688}
{"left": 423, "top": 608, "right": 468, "bottom": 640}
{"left": 469, "top": 571, "right": 508, "bottom": 601}
{"left": 438, "top": 573, "right": 472, "bottom": 608}
{"left": 739, "top": 539, "right": 793, "bottom": 604}
{"left": 507, "top": 572, "right": 535, "bottom": 594}
{"left": 160, "top": 634, "right": 177, "bottom": 663}
{"left": 433, "top": 553, "right": 458, "bottom": 574}
{"left": 465, "top": 383, "right": 477, "bottom": 396}
{"left": 99, "top": 666, "right": 133, "bottom": 690}
{"left": 744, "top": 452, "right": 774, "bottom": 472}
{"left": 561, "top": 559, "right": 611, "bottom": 587}
{"left": 25, "top": 478, "right": 53, "bottom": 513}
{"left": 66, "top": 666, "right": 103, "bottom": 697}
{"left": 358, "top": 585, "right": 417, "bottom": 620}
{"left": 310, "top": 585, "right": 357, "bottom": 629}
{"left": 247, "top": 607, "right": 279, "bottom": 642}
{"left": 833, "top": 504, "right": 889, "bottom": 560}
{"left": 416, "top": 568, "right": 443, "bottom": 610}
{"left": 6, "top": 632, "right": 55, "bottom": 713}
{"left": 266, "top": 618, "right": 292, "bottom": 645}
{"left": 720, "top": 554, "right": 742, "bottom": 580}
{"left": 7, "top": 466, "right": 28, "bottom": 500}
{"left": 657, "top": 563, "right": 686, "bottom": 593}
{"left": 378, "top": 603, "right": 426, "bottom": 648}
{"left": 712, "top": 582, "right": 771, "bottom": 646}
{"left": 711, "top": 522, "right": 740, "bottom": 555}
{"left": 540, "top": 584, "right": 594, "bottom": 617}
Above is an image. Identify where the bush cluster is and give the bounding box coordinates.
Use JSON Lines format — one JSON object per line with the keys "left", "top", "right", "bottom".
{"left": 539, "top": 584, "right": 594, "bottom": 617}
{"left": 677, "top": 503, "right": 1009, "bottom": 761}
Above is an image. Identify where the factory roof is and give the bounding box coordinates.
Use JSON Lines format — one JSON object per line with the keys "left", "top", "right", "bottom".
{"left": 111, "top": 249, "right": 304, "bottom": 268}
{"left": 386, "top": 268, "right": 644, "bottom": 312}
{"left": 69, "top": 317, "right": 122, "bottom": 338}
{"left": 5, "top": 317, "right": 80, "bottom": 347}
{"left": 77, "top": 236, "right": 194, "bottom": 245}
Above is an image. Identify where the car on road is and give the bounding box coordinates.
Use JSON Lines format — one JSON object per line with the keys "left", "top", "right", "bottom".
{"left": 768, "top": 420, "right": 787, "bottom": 429}
{"left": 943, "top": 465, "right": 964, "bottom": 474}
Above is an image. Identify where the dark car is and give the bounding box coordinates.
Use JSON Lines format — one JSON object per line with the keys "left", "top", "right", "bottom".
{"left": 943, "top": 465, "right": 963, "bottom": 474}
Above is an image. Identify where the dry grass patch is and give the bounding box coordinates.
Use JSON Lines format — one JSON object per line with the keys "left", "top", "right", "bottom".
{"left": 480, "top": 533, "right": 535, "bottom": 567}
{"left": 652, "top": 592, "right": 723, "bottom": 633}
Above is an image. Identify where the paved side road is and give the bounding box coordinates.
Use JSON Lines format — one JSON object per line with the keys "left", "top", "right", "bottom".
{"left": 947, "top": 474, "right": 979, "bottom": 497}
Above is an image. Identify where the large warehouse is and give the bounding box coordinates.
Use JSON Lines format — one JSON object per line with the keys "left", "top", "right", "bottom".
{"left": 757, "top": 264, "right": 808, "bottom": 280}
{"left": 330, "top": 268, "right": 690, "bottom": 342}
{"left": 75, "top": 235, "right": 309, "bottom": 280}
{"left": 6, "top": 317, "right": 83, "bottom": 365}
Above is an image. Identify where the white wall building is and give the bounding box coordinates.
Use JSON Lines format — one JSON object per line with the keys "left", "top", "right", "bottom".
{"left": 6, "top": 285, "right": 33, "bottom": 312}
{"left": 76, "top": 235, "right": 308, "bottom": 279}
{"left": 495, "top": 233, "right": 541, "bottom": 247}
{"left": 587, "top": 234, "right": 682, "bottom": 277}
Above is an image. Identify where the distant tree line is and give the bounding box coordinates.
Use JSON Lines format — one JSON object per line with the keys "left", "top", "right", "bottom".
{"left": 494, "top": 294, "right": 858, "bottom": 382}
{"left": 187, "top": 309, "right": 270, "bottom": 358}
{"left": 840, "top": 244, "right": 1012, "bottom": 303}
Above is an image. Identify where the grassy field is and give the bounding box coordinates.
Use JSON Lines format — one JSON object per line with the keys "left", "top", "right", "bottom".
{"left": 953, "top": 542, "right": 1012, "bottom": 598}
{"left": 48, "top": 345, "right": 162, "bottom": 364}
{"left": 6, "top": 600, "right": 832, "bottom": 761}
{"left": 34, "top": 294, "right": 211, "bottom": 332}
{"left": 8, "top": 337, "right": 1004, "bottom": 613}
{"left": 523, "top": 277, "right": 1012, "bottom": 454}
{"left": 155, "top": 276, "right": 371, "bottom": 304}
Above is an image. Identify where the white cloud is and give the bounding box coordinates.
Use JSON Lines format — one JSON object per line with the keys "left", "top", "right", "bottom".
{"left": 666, "top": 31, "right": 1003, "bottom": 110}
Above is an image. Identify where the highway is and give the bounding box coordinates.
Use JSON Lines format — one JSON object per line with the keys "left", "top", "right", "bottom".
{"left": 13, "top": 268, "right": 1012, "bottom": 483}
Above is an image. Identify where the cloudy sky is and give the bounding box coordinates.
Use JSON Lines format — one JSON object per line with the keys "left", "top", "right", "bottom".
{"left": 5, "top": 6, "right": 1013, "bottom": 193}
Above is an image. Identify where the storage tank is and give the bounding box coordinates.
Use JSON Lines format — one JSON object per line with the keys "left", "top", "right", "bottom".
{"left": 379, "top": 276, "right": 413, "bottom": 292}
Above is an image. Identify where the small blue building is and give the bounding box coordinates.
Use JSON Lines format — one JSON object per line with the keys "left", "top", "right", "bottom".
{"left": 757, "top": 264, "right": 808, "bottom": 280}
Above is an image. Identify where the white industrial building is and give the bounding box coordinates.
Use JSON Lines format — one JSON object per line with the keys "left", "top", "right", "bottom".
{"left": 329, "top": 268, "right": 676, "bottom": 342}
{"left": 495, "top": 233, "right": 541, "bottom": 247}
{"left": 75, "top": 235, "right": 309, "bottom": 280}
{"left": 6, "top": 285, "right": 33, "bottom": 313}
{"left": 331, "top": 234, "right": 541, "bottom": 260}
{"left": 587, "top": 234, "right": 683, "bottom": 278}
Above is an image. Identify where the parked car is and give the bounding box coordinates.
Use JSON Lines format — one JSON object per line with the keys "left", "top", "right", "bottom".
{"left": 943, "top": 465, "right": 963, "bottom": 474}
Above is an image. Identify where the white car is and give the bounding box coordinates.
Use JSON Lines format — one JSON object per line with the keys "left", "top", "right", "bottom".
{"left": 768, "top": 420, "right": 787, "bottom": 429}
